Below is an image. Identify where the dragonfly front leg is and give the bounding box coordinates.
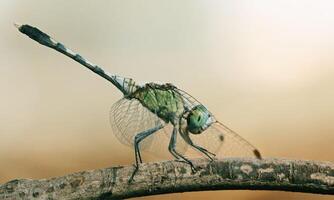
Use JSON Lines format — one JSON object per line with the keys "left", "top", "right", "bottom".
{"left": 168, "top": 125, "right": 196, "bottom": 172}
{"left": 129, "top": 124, "right": 164, "bottom": 183}
{"left": 189, "top": 142, "right": 216, "bottom": 161}
{"left": 180, "top": 128, "right": 216, "bottom": 161}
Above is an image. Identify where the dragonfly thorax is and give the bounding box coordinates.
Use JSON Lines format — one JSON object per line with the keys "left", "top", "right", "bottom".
{"left": 130, "top": 83, "right": 185, "bottom": 124}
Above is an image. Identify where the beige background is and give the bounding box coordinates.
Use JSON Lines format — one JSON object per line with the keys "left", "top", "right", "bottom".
{"left": 1, "top": 0, "right": 334, "bottom": 199}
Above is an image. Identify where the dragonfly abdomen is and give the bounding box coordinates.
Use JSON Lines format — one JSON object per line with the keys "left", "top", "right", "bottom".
{"left": 16, "top": 24, "right": 139, "bottom": 96}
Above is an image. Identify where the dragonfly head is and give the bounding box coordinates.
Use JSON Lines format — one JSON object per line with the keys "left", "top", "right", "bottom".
{"left": 186, "top": 105, "right": 215, "bottom": 134}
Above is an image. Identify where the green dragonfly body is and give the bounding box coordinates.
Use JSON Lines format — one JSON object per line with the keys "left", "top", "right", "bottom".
{"left": 17, "top": 24, "right": 262, "bottom": 182}
{"left": 131, "top": 83, "right": 184, "bottom": 124}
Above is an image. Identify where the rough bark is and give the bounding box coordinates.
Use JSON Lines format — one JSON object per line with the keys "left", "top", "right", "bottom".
{"left": 1, "top": 158, "right": 334, "bottom": 199}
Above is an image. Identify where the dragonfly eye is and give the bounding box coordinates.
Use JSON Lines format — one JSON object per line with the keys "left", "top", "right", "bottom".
{"left": 186, "top": 105, "right": 211, "bottom": 134}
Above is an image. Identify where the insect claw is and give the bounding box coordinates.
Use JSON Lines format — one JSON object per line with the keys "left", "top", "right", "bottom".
{"left": 128, "top": 164, "right": 139, "bottom": 184}
{"left": 201, "top": 147, "right": 216, "bottom": 157}
{"left": 185, "top": 161, "right": 197, "bottom": 173}
{"left": 174, "top": 159, "right": 197, "bottom": 173}
{"left": 209, "top": 153, "right": 218, "bottom": 161}
{"left": 190, "top": 165, "right": 197, "bottom": 174}
{"left": 208, "top": 156, "right": 217, "bottom": 163}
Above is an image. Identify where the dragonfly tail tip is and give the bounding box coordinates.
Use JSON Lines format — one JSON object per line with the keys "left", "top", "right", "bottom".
{"left": 14, "top": 22, "right": 22, "bottom": 29}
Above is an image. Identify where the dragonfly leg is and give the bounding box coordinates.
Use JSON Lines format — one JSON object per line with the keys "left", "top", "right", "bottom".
{"left": 129, "top": 124, "right": 164, "bottom": 183}
{"left": 167, "top": 132, "right": 181, "bottom": 160}
{"left": 168, "top": 126, "right": 196, "bottom": 173}
{"left": 180, "top": 129, "right": 216, "bottom": 161}
{"left": 189, "top": 143, "right": 216, "bottom": 161}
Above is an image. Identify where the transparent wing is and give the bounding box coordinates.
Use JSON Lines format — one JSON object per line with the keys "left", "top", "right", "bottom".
{"left": 175, "top": 88, "right": 201, "bottom": 110}
{"left": 110, "top": 98, "right": 160, "bottom": 150}
{"left": 188, "top": 121, "right": 261, "bottom": 159}
{"left": 109, "top": 97, "right": 188, "bottom": 157}
{"left": 175, "top": 88, "right": 261, "bottom": 159}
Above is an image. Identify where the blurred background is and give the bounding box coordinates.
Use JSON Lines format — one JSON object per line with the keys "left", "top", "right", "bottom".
{"left": 1, "top": 0, "right": 334, "bottom": 199}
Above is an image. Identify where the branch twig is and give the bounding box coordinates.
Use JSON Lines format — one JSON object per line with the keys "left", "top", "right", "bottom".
{"left": 1, "top": 158, "right": 334, "bottom": 199}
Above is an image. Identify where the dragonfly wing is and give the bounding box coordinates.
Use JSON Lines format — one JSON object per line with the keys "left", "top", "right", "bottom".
{"left": 188, "top": 121, "right": 261, "bottom": 159}
{"left": 110, "top": 98, "right": 161, "bottom": 150}
{"left": 174, "top": 88, "right": 261, "bottom": 159}
{"left": 109, "top": 97, "right": 188, "bottom": 157}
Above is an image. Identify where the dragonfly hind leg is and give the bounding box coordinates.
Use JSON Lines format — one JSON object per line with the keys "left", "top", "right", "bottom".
{"left": 128, "top": 124, "right": 164, "bottom": 183}
{"left": 169, "top": 126, "right": 196, "bottom": 173}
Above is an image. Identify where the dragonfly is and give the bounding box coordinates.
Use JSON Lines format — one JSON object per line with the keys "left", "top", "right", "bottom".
{"left": 16, "top": 24, "right": 262, "bottom": 182}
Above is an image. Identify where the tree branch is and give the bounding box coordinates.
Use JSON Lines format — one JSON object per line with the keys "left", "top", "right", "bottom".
{"left": 1, "top": 158, "right": 334, "bottom": 199}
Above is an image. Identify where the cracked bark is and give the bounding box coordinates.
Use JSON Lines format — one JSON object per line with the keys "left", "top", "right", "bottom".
{"left": 0, "top": 158, "right": 334, "bottom": 199}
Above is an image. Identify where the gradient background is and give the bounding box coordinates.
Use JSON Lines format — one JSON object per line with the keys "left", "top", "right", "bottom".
{"left": 1, "top": 1, "right": 334, "bottom": 199}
